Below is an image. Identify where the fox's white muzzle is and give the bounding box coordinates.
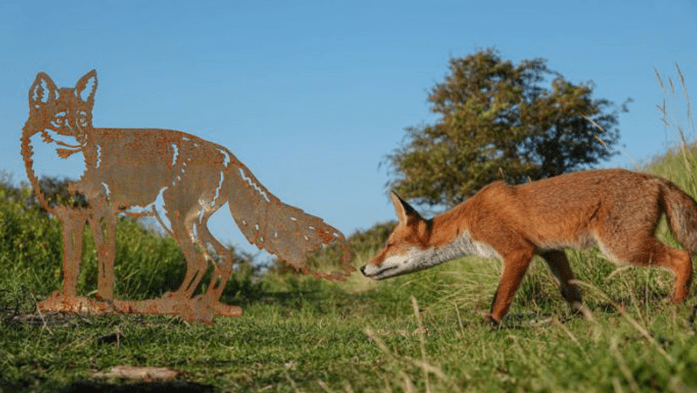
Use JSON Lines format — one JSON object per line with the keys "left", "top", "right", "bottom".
{"left": 360, "top": 253, "right": 416, "bottom": 280}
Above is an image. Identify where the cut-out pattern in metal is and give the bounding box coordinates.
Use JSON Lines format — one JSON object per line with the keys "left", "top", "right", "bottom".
{"left": 21, "top": 70, "right": 353, "bottom": 323}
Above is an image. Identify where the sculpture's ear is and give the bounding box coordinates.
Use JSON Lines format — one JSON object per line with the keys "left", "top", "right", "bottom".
{"left": 29, "top": 72, "right": 58, "bottom": 109}
{"left": 390, "top": 191, "right": 422, "bottom": 225}
{"left": 75, "top": 69, "right": 97, "bottom": 105}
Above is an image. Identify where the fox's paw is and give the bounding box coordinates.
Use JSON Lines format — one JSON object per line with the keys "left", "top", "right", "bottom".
{"left": 482, "top": 313, "right": 500, "bottom": 329}
{"left": 570, "top": 301, "right": 593, "bottom": 320}
{"left": 671, "top": 286, "right": 690, "bottom": 303}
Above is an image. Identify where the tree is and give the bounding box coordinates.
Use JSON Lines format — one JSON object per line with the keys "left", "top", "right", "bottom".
{"left": 385, "top": 48, "right": 627, "bottom": 207}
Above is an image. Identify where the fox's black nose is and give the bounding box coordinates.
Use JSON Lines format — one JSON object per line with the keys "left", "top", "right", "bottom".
{"left": 360, "top": 265, "right": 366, "bottom": 275}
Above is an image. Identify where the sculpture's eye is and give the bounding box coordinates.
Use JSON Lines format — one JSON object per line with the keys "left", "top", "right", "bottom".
{"left": 77, "top": 111, "right": 90, "bottom": 128}
{"left": 50, "top": 111, "right": 67, "bottom": 128}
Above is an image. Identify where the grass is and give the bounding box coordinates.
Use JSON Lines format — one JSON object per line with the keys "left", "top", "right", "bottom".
{"left": 2, "top": 65, "right": 697, "bottom": 392}
{"left": 3, "top": 250, "right": 697, "bottom": 392}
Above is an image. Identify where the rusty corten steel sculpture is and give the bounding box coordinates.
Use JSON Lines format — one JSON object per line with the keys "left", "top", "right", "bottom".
{"left": 21, "top": 70, "right": 354, "bottom": 323}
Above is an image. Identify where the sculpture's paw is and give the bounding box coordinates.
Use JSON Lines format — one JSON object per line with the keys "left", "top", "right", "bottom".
{"left": 161, "top": 290, "right": 186, "bottom": 300}
{"left": 37, "top": 291, "right": 94, "bottom": 313}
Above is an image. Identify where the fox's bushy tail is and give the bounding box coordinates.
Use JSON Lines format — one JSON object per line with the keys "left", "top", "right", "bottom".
{"left": 224, "top": 161, "right": 353, "bottom": 279}
{"left": 662, "top": 180, "right": 697, "bottom": 253}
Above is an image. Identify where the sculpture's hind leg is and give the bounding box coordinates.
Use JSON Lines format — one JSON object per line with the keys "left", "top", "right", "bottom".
{"left": 166, "top": 210, "right": 209, "bottom": 299}
{"left": 196, "top": 219, "right": 234, "bottom": 301}
{"left": 190, "top": 216, "right": 242, "bottom": 319}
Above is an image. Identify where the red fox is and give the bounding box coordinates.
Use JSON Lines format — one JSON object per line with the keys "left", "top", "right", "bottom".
{"left": 361, "top": 170, "right": 697, "bottom": 324}
{"left": 22, "top": 70, "right": 352, "bottom": 322}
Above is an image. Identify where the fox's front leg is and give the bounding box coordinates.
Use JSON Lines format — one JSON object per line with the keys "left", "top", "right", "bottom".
{"left": 88, "top": 210, "right": 116, "bottom": 301}
{"left": 487, "top": 247, "right": 535, "bottom": 325}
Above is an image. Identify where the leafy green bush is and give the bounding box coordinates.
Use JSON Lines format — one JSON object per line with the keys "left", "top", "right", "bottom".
{"left": 0, "top": 175, "right": 263, "bottom": 305}
{"left": 0, "top": 177, "right": 63, "bottom": 296}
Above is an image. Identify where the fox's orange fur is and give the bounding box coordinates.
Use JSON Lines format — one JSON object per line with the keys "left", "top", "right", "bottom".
{"left": 362, "top": 170, "right": 697, "bottom": 323}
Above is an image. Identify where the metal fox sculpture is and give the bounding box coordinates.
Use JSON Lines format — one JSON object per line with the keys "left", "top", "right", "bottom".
{"left": 21, "top": 70, "right": 353, "bottom": 323}
{"left": 362, "top": 170, "right": 697, "bottom": 324}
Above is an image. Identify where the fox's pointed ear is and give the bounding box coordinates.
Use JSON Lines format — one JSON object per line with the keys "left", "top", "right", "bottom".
{"left": 390, "top": 191, "right": 421, "bottom": 224}
{"left": 76, "top": 69, "right": 97, "bottom": 105}
{"left": 29, "top": 72, "right": 57, "bottom": 109}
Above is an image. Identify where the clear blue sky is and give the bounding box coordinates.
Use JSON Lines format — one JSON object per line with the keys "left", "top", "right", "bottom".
{"left": 1, "top": 1, "right": 696, "bottom": 257}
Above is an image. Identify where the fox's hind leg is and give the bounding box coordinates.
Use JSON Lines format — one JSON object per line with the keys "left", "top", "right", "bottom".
{"left": 539, "top": 250, "right": 583, "bottom": 311}
{"left": 645, "top": 242, "right": 692, "bottom": 302}
{"left": 668, "top": 248, "right": 693, "bottom": 302}
{"left": 606, "top": 235, "right": 693, "bottom": 302}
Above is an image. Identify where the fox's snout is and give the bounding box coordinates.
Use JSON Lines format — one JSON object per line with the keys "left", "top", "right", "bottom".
{"left": 359, "top": 257, "right": 380, "bottom": 277}
{"left": 360, "top": 263, "right": 386, "bottom": 280}
{"left": 359, "top": 255, "right": 387, "bottom": 279}
{"left": 360, "top": 250, "right": 418, "bottom": 280}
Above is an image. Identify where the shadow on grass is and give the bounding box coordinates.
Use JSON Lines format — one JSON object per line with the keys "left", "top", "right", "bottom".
{"left": 62, "top": 380, "right": 216, "bottom": 393}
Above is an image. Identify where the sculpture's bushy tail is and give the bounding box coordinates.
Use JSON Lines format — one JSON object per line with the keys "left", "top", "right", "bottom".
{"left": 225, "top": 161, "right": 353, "bottom": 279}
